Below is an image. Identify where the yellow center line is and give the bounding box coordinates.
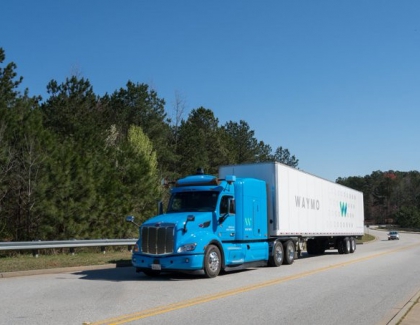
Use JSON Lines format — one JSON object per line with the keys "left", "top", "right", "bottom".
{"left": 86, "top": 243, "right": 419, "bottom": 325}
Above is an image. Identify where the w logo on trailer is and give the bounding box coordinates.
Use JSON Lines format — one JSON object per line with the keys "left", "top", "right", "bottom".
{"left": 340, "top": 202, "right": 348, "bottom": 217}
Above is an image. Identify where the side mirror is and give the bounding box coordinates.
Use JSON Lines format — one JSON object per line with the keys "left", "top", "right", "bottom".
{"left": 183, "top": 215, "right": 195, "bottom": 233}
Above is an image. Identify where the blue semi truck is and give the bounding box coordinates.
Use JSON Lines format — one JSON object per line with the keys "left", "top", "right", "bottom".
{"left": 126, "top": 162, "right": 364, "bottom": 278}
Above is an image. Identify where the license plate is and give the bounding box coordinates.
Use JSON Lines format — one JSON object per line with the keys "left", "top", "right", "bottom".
{"left": 151, "top": 264, "right": 161, "bottom": 271}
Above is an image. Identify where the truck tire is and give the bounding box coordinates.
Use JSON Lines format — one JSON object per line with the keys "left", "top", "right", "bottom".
{"left": 350, "top": 237, "right": 356, "bottom": 253}
{"left": 283, "top": 240, "right": 295, "bottom": 265}
{"left": 204, "top": 245, "right": 221, "bottom": 278}
{"left": 343, "top": 237, "right": 350, "bottom": 254}
{"left": 268, "top": 241, "right": 284, "bottom": 267}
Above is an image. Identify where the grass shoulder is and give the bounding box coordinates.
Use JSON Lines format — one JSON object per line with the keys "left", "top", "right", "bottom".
{"left": 358, "top": 233, "right": 375, "bottom": 243}
{"left": 0, "top": 248, "right": 132, "bottom": 273}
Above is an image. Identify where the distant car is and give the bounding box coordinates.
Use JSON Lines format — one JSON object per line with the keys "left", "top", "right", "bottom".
{"left": 388, "top": 231, "right": 399, "bottom": 240}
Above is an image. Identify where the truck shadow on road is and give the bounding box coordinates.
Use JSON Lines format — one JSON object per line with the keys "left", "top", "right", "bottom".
{"left": 298, "top": 252, "right": 342, "bottom": 259}
{"left": 74, "top": 250, "right": 352, "bottom": 282}
{"left": 74, "top": 266, "right": 251, "bottom": 282}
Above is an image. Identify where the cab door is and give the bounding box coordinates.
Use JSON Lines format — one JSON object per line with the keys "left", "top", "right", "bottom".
{"left": 218, "top": 195, "right": 245, "bottom": 265}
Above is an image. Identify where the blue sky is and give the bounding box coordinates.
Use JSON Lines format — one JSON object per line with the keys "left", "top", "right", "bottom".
{"left": 2, "top": 1, "right": 419, "bottom": 182}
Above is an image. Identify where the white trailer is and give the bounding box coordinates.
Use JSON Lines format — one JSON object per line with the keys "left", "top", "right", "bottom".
{"left": 219, "top": 162, "right": 364, "bottom": 255}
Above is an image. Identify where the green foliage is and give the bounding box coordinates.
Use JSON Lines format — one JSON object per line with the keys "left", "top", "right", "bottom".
{"left": 104, "top": 81, "right": 175, "bottom": 173}
{"left": 222, "top": 120, "right": 260, "bottom": 164}
{"left": 42, "top": 77, "right": 103, "bottom": 146}
{"left": 125, "top": 125, "right": 161, "bottom": 222}
{"left": 0, "top": 48, "right": 23, "bottom": 105}
{"left": 270, "top": 146, "right": 299, "bottom": 168}
{"left": 221, "top": 120, "right": 299, "bottom": 167}
{"left": 0, "top": 49, "right": 49, "bottom": 241}
{"left": 127, "top": 125, "right": 158, "bottom": 171}
{"left": 176, "top": 107, "right": 230, "bottom": 176}
{"left": 395, "top": 206, "right": 420, "bottom": 228}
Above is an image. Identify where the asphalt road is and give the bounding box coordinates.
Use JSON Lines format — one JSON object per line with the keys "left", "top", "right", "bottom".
{"left": 1, "top": 229, "right": 420, "bottom": 325}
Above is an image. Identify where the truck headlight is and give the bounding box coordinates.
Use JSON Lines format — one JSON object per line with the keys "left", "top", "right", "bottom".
{"left": 177, "top": 243, "right": 197, "bottom": 253}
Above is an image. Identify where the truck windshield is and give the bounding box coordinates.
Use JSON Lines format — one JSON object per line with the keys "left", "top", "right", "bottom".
{"left": 167, "top": 191, "right": 219, "bottom": 213}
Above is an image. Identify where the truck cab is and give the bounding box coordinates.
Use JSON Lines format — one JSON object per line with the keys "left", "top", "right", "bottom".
{"left": 127, "top": 171, "right": 269, "bottom": 278}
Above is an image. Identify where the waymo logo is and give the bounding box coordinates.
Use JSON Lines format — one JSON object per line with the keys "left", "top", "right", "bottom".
{"left": 340, "top": 202, "right": 348, "bottom": 217}
{"left": 295, "top": 196, "right": 320, "bottom": 210}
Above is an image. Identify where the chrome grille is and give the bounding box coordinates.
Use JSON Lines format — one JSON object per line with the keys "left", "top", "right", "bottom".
{"left": 141, "top": 225, "right": 175, "bottom": 254}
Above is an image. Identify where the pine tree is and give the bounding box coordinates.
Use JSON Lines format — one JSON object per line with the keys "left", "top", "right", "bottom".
{"left": 177, "top": 107, "right": 229, "bottom": 176}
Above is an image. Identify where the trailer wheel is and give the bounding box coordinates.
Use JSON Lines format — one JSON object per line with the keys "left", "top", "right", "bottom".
{"left": 350, "top": 237, "right": 356, "bottom": 253}
{"left": 342, "top": 237, "right": 350, "bottom": 254}
{"left": 283, "top": 240, "right": 295, "bottom": 265}
{"left": 268, "top": 241, "right": 284, "bottom": 267}
{"left": 204, "top": 245, "right": 221, "bottom": 278}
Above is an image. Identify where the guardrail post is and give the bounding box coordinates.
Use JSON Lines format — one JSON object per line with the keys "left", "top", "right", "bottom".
{"left": 101, "top": 246, "right": 106, "bottom": 254}
{"left": 127, "top": 245, "right": 132, "bottom": 252}
{"left": 70, "top": 247, "right": 75, "bottom": 255}
{"left": 32, "top": 249, "right": 39, "bottom": 258}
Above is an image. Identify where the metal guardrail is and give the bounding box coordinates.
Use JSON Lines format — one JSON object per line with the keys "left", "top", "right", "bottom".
{"left": 0, "top": 239, "right": 137, "bottom": 256}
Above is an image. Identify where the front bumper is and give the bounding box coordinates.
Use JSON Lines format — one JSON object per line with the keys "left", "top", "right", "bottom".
{"left": 131, "top": 252, "right": 205, "bottom": 272}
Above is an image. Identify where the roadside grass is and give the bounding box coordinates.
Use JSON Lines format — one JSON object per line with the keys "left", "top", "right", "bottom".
{"left": 0, "top": 248, "right": 132, "bottom": 273}
{"left": 1, "top": 233, "right": 376, "bottom": 274}
{"left": 359, "top": 233, "right": 375, "bottom": 243}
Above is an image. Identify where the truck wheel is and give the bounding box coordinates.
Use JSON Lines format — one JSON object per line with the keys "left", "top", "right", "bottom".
{"left": 283, "top": 240, "right": 295, "bottom": 265}
{"left": 343, "top": 237, "right": 350, "bottom": 254}
{"left": 268, "top": 241, "right": 284, "bottom": 267}
{"left": 204, "top": 245, "right": 221, "bottom": 278}
{"left": 350, "top": 237, "right": 356, "bottom": 253}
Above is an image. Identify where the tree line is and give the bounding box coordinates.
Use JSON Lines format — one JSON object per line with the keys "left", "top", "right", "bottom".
{"left": 0, "top": 48, "right": 298, "bottom": 241}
